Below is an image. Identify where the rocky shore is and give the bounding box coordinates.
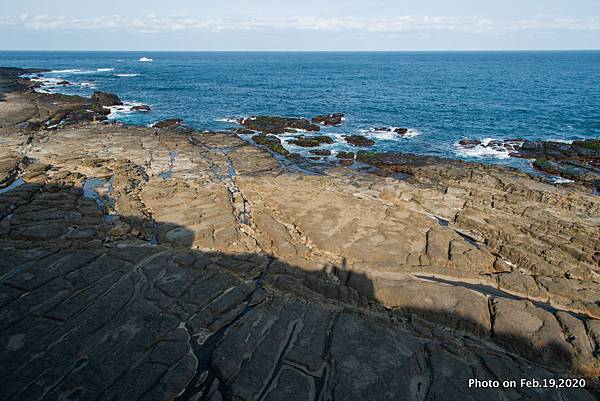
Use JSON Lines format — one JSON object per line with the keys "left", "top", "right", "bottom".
{"left": 1, "top": 67, "right": 599, "bottom": 401}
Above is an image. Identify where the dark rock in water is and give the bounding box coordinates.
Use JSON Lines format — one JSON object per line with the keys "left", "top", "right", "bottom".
{"left": 572, "top": 140, "right": 600, "bottom": 155}
{"left": 336, "top": 151, "right": 355, "bottom": 159}
{"left": 252, "top": 133, "right": 289, "bottom": 156}
{"left": 343, "top": 135, "right": 375, "bottom": 147}
{"left": 312, "top": 113, "right": 344, "bottom": 126}
{"left": 153, "top": 119, "right": 183, "bottom": 129}
{"left": 309, "top": 149, "right": 332, "bottom": 156}
{"left": 57, "top": 80, "right": 70, "bottom": 86}
{"left": 241, "top": 116, "right": 320, "bottom": 134}
{"left": 91, "top": 91, "right": 123, "bottom": 107}
{"left": 459, "top": 138, "right": 524, "bottom": 153}
{"left": 513, "top": 140, "right": 576, "bottom": 160}
{"left": 131, "top": 104, "right": 151, "bottom": 112}
{"left": 511, "top": 139, "right": 600, "bottom": 189}
{"left": 374, "top": 127, "right": 411, "bottom": 136}
{"left": 287, "top": 135, "right": 334, "bottom": 148}
{"left": 458, "top": 139, "right": 482, "bottom": 148}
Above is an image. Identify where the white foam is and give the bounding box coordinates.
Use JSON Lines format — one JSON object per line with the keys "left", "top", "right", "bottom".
{"left": 455, "top": 137, "right": 513, "bottom": 159}
{"left": 215, "top": 117, "right": 239, "bottom": 123}
{"left": 105, "top": 102, "right": 146, "bottom": 119}
{"left": 97, "top": 68, "right": 114, "bottom": 72}
{"left": 50, "top": 69, "right": 81, "bottom": 73}
{"left": 549, "top": 176, "right": 575, "bottom": 184}
{"left": 550, "top": 138, "right": 575, "bottom": 144}
{"left": 115, "top": 73, "right": 140, "bottom": 77}
{"left": 30, "top": 76, "right": 97, "bottom": 93}
{"left": 138, "top": 57, "right": 153, "bottom": 62}
{"left": 361, "top": 127, "right": 421, "bottom": 141}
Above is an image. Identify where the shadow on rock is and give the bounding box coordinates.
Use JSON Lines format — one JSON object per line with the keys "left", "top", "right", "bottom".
{"left": 0, "top": 181, "right": 598, "bottom": 401}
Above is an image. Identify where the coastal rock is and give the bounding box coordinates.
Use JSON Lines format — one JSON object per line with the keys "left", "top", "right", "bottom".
{"left": 373, "top": 127, "right": 412, "bottom": 136}
{"left": 287, "top": 135, "right": 334, "bottom": 147}
{"left": 252, "top": 133, "right": 289, "bottom": 156}
{"left": 458, "top": 138, "right": 600, "bottom": 189}
{"left": 336, "top": 151, "right": 355, "bottom": 159}
{"left": 312, "top": 113, "right": 344, "bottom": 126}
{"left": 458, "top": 138, "right": 524, "bottom": 152}
{"left": 131, "top": 104, "right": 151, "bottom": 112}
{"left": 91, "top": 91, "right": 123, "bottom": 107}
{"left": 343, "top": 134, "right": 375, "bottom": 147}
{"left": 240, "top": 115, "right": 320, "bottom": 134}
{"left": 309, "top": 149, "right": 332, "bottom": 156}
{"left": 153, "top": 118, "right": 183, "bottom": 129}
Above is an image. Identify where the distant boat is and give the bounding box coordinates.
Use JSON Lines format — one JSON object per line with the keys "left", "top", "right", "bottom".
{"left": 138, "top": 57, "right": 153, "bottom": 62}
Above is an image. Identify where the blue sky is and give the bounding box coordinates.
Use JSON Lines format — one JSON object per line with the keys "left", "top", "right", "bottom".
{"left": 1, "top": 0, "right": 599, "bottom": 50}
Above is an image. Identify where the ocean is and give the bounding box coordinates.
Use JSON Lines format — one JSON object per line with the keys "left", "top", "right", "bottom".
{"left": 1, "top": 51, "right": 599, "bottom": 171}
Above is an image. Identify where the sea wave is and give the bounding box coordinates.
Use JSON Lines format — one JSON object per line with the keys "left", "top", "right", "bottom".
{"left": 360, "top": 127, "right": 421, "bottom": 141}
{"left": 30, "top": 76, "right": 96, "bottom": 93}
{"left": 454, "top": 138, "right": 515, "bottom": 159}
{"left": 97, "top": 68, "right": 114, "bottom": 72}
{"left": 50, "top": 69, "right": 81, "bottom": 73}
{"left": 138, "top": 57, "right": 153, "bottom": 62}
{"left": 115, "top": 73, "right": 140, "bottom": 77}
{"left": 105, "top": 102, "right": 147, "bottom": 119}
{"left": 215, "top": 117, "right": 239, "bottom": 123}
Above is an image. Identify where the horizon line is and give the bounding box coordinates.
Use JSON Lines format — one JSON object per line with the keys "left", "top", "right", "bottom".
{"left": 1, "top": 49, "right": 600, "bottom": 52}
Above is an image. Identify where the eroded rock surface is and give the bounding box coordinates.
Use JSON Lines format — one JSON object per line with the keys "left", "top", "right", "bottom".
{"left": 1, "top": 67, "right": 599, "bottom": 400}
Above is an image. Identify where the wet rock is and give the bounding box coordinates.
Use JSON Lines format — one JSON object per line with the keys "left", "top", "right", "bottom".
{"left": 287, "top": 135, "right": 334, "bottom": 148}
{"left": 309, "top": 149, "right": 331, "bottom": 156}
{"left": 153, "top": 119, "right": 183, "bottom": 129}
{"left": 252, "top": 133, "right": 289, "bottom": 156}
{"left": 374, "top": 127, "right": 411, "bottom": 136}
{"left": 513, "top": 139, "right": 600, "bottom": 189}
{"left": 131, "top": 104, "right": 151, "bottom": 112}
{"left": 240, "top": 116, "right": 320, "bottom": 134}
{"left": 312, "top": 113, "right": 344, "bottom": 126}
{"left": 343, "top": 135, "right": 375, "bottom": 147}
{"left": 336, "top": 151, "right": 355, "bottom": 159}
{"left": 91, "top": 91, "right": 123, "bottom": 107}
{"left": 458, "top": 139, "right": 481, "bottom": 148}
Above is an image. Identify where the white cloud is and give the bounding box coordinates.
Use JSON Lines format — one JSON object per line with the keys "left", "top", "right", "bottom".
{"left": 2, "top": 14, "right": 600, "bottom": 34}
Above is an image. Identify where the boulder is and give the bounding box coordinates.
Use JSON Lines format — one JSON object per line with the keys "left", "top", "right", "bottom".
{"left": 91, "top": 91, "right": 123, "bottom": 107}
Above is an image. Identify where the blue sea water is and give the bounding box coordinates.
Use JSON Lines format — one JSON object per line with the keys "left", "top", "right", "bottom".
{"left": 1, "top": 51, "right": 599, "bottom": 170}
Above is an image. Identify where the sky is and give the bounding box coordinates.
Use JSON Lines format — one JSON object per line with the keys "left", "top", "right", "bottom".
{"left": 1, "top": 0, "right": 600, "bottom": 51}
